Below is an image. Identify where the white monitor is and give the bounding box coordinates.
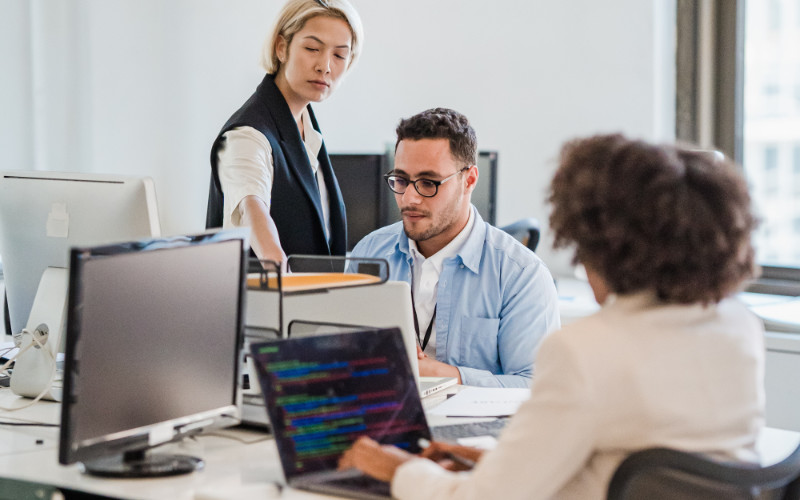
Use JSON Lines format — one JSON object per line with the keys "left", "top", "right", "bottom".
{"left": 0, "top": 171, "right": 161, "bottom": 337}
{"left": 0, "top": 171, "right": 161, "bottom": 400}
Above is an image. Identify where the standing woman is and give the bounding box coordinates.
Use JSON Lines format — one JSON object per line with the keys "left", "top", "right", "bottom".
{"left": 207, "top": 0, "right": 363, "bottom": 264}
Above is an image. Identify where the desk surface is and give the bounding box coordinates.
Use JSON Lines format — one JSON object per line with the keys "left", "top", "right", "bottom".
{"left": 0, "top": 389, "right": 330, "bottom": 500}
{"left": 1, "top": 389, "right": 799, "bottom": 500}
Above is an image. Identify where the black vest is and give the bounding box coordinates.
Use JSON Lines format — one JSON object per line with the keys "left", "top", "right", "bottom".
{"left": 206, "top": 74, "right": 347, "bottom": 258}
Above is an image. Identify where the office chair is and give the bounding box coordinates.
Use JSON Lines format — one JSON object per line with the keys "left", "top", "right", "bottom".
{"left": 500, "top": 218, "right": 540, "bottom": 252}
{"left": 607, "top": 444, "right": 800, "bottom": 500}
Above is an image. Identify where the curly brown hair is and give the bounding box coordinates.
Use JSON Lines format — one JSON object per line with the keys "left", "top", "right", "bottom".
{"left": 548, "top": 134, "right": 757, "bottom": 304}
{"left": 395, "top": 108, "right": 477, "bottom": 167}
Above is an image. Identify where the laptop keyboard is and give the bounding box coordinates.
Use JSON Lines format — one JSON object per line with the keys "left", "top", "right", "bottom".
{"left": 431, "top": 418, "right": 508, "bottom": 441}
{"left": 318, "top": 474, "right": 392, "bottom": 498}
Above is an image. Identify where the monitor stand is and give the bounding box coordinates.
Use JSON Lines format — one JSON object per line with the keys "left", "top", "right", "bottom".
{"left": 80, "top": 449, "right": 204, "bottom": 478}
{"left": 10, "top": 267, "right": 68, "bottom": 401}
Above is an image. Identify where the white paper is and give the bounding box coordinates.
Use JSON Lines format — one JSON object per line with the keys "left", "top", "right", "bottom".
{"left": 1, "top": 341, "right": 19, "bottom": 361}
{"left": 428, "top": 387, "right": 530, "bottom": 417}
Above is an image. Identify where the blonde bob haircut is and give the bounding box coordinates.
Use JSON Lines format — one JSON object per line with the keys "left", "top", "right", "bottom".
{"left": 261, "top": 0, "right": 363, "bottom": 75}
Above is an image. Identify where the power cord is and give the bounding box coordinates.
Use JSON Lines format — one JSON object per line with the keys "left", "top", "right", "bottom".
{"left": 202, "top": 430, "right": 273, "bottom": 445}
{"left": 0, "top": 420, "right": 58, "bottom": 427}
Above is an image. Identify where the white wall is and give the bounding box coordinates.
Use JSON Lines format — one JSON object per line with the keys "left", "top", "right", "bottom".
{"left": 0, "top": 0, "right": 676, "bottom": 276}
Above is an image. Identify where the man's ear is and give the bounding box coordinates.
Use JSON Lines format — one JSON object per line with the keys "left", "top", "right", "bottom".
{"left": 464, "top": 165, "right": 479, "bottom": 193}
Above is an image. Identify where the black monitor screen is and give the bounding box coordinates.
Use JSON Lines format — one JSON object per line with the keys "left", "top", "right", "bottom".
{"left": 59, "top": 231, "right": 246, "bottom": 476}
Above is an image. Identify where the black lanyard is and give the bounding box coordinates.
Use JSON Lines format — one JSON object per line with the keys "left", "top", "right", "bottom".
{"left": 411, "top": 289, "right": 436, "bottom": 351}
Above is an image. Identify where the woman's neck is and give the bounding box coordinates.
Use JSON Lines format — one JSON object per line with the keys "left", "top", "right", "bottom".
{"left": 273, "top": 71, "right": 307, "bottom": 134}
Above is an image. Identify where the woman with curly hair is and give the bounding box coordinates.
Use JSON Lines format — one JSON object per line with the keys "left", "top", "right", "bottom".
{"left": 339, "top": 134, "right": 765, "bottom": 499}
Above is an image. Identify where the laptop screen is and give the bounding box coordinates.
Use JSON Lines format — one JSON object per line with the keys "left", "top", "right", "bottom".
{"left": 250, "top": 328, "right": 430, "bottom": 478}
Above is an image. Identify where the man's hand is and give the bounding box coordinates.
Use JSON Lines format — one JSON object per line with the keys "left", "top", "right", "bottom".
{"left": 418, "top": 356, "right": 461, "bottom": 383}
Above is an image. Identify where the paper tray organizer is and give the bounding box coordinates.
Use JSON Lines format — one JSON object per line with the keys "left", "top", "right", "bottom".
{"left": 241, "top": 255, "right": 391, "bottom": 403}
{"left": 244, "top": 254, "right": 390, "bottom": 338}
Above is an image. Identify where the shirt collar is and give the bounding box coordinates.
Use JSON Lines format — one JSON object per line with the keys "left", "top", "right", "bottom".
{"left": 455, "top": 206, "right": 486, "bottom": 273}
{"left": 301, "top": 108, "right": 323, "bottom": 169}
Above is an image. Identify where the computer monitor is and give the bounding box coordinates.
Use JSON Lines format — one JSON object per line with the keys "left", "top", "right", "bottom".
{"left": 329, "top": 154, "right": 390, "bottom": 251}
{"left": 473, "top": 151, "right": 498, "bottom": 225}
{"left": 59, "top": 231, "right": 247, "bottom": 478}
{"left": 0, "top": 171, "right": 161, "bottom": 338}
{"left": 383, "top": 150, "right": 498, "bottom": 226}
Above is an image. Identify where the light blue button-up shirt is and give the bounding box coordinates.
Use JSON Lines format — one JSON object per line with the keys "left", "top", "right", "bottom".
{"left": 350, "top": 207, "right": 560, "bottom": 387}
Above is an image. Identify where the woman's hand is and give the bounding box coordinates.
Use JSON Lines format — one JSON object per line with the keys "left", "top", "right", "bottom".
{"left": 420, "top": 441, "right": 485, "bottom": 471}
{"left": 240, "top": 195, "right": 288, "bottom": 268}
{"left": 338, "top": 437, "right": 415, "bottom": 482}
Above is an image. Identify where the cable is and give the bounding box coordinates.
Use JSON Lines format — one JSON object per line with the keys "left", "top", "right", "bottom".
{"left": 202, "top": 431, "right": 273, "bottom": 445}
{"left": 0, "top": 421, "right": 58, "bottom": 427}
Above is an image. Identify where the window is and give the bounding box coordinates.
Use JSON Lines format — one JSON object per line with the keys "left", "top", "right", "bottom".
{"left": 794, "top": 145, "right": 800, "bottom": 173}
{"left": 763, "top": 146, "right": 780, "bottom": 195}
{"left": 765, "top": 146, "right": 779, "bottom": 170}
{"left": 744, "top": 0, "right": 800, "bottom": 271}
{"left": 769, "top": 0, "right": 782, "bottom": 31}
{"left": 677, "top": 0, "right": 800, "bottom": 292}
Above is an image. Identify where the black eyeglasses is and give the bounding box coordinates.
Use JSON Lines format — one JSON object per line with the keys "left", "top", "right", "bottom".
{"left": 383, "top": 166, "right": 471, "bottom": 198}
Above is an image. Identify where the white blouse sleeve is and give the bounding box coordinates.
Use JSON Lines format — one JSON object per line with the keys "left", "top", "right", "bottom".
{"left": 216, "top": 126, "right": 273, "bottom": 227}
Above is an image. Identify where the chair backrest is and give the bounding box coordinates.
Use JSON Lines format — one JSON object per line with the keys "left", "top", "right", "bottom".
{"left": 500, "top": 217, "right": 540, "bottom": 252}
{"left": 607, "top": 445, "right": 800, "bottom": 500}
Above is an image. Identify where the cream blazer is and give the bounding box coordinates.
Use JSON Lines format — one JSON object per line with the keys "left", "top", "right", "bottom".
{"left": 393, "top": 292, "right": 765, "bottom": 500}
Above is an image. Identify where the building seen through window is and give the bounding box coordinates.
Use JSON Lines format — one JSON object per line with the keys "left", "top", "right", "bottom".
{"left": 743, "top": 0, "right": 800, "bottom": 267}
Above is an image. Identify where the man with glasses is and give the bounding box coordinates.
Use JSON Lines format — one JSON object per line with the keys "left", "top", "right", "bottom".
{"left": 350, "top": 108, "right": 560, "bottom": 387}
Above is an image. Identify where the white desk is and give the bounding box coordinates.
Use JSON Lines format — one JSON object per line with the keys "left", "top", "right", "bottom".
{"left": 2, "top": 388, "right": 799, "bottom": 500}
{"left": 0, "top": 385, "right": 482, "bottom": 500}
{"left": 0, "top": 389, "right": 331, "bottom": 499}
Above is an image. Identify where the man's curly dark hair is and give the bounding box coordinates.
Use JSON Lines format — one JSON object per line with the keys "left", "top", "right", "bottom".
{"left": 395, "top": 108, "right": 477, "bottom": 167}
{"left": 548, "top": 134, "right": 758, "bottom": 304}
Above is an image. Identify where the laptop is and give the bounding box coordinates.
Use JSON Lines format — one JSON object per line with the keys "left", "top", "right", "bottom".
{"left": 419, "top": 376, "right": 458, "bottom": 398}
{"left": 250, "top": 328, "right": 432, "bottom": 500}
{"left": 286, "top": 321, "right": 456, "bottom": 398}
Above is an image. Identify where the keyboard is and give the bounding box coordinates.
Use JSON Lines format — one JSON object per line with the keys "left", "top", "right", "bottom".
{"left": 431, "top": 418, "right": 508, "bottom": 441}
